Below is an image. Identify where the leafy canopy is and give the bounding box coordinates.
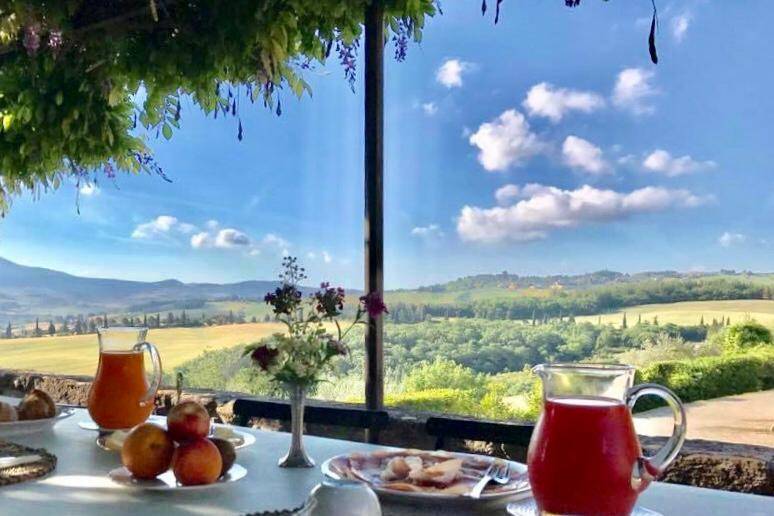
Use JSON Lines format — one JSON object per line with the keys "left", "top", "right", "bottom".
{"left": 0, "top": 0, "right": 442, "bottom": 212}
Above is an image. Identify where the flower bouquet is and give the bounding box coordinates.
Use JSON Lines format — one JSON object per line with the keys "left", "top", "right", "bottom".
{"left": 244, "top": 256, "right": 387, "bottom": 467}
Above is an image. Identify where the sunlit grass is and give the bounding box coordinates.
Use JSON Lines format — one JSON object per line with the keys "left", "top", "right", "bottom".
{"left": 0, "top": 323, "right": 285, "bottom": 375}
{"left": 575, "top": 299, "right": 774, "bottom": 328}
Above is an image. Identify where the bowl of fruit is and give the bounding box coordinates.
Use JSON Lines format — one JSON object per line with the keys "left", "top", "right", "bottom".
{"left": 109, "top": 401, "right": 245, "bottom": 489}
{"left": 0, "top": 390, "right": 74, "bottom": 437}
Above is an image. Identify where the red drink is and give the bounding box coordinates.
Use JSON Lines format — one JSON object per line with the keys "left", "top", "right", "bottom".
{"left": 527, "top": 396, "right": 645, "bottom": 516}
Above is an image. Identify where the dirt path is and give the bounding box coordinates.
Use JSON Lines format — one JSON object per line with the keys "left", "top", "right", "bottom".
{"left": 633, "top": 389, "right": 774, "bottom": 447}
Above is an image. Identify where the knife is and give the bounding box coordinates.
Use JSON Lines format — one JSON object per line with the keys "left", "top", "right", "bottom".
{"left": 0, "top": 455, "right": 42, "bottom": 469}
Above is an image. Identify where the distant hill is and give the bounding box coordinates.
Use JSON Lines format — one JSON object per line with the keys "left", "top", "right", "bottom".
{"left": 2, "top": 256, "right": 772, "bottom": 324}
{"left": 0, "top": 257, "right": 284, "bottom": 322}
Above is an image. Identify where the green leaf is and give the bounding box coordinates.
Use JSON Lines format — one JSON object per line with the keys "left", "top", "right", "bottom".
{"left": 162, "top": 123, "right": 173, "bottom": 140}
{"left": 55, "top": 91, "right": 64, "bottom": 106}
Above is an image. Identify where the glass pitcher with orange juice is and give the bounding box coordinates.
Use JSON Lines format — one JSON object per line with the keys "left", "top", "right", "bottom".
{"left": 87, "top": 327, "right": 162, "bottom": 430}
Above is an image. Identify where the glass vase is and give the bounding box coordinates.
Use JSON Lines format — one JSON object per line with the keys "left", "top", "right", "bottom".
{"left": 278, "top": 383, "right": 315, "bottom": 468}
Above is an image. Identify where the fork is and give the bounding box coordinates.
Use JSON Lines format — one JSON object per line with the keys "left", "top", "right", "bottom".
{"left": 469, "top": 461, "right": 511, "bottom": 499}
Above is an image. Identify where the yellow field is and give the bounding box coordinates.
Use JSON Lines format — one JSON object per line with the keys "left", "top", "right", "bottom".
{"left": 575, "top": 299, "right": 774, "bottom": 328}
{"left": 0, "top": 323, "right": 285, "bottom": 376}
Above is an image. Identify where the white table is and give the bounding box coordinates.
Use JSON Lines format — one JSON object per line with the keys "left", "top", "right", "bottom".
{"left": 1, "top": 400, "right": 772, "bottom": 515}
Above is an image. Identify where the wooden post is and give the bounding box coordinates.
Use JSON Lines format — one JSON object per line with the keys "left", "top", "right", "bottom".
{"left": 363, "top": 0, "right": 385, "bottom": 443}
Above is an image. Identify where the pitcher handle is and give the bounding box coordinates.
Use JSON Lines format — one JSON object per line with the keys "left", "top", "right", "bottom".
{"left": 626, "top": 383, "right": 687, "bottom": 489}
{"left": 135, "top": 341, "right": 163, "bottom": 406}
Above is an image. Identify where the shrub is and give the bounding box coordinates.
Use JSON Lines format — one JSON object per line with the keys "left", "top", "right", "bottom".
{"left": 722, "top": 321, "right": 772, "bottom": 354}
{"left": 402, "top": 358, "right": 487, "bottom": 396}
{"left": 634, "top": 348, "right": 774, "bottom": 411}
{"left": 385, "top": 389, "right": 477, "bottom": 414}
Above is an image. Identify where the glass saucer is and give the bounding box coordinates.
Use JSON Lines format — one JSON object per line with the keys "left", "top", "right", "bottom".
{"left": 507, "top": 499, "right": 663, "bottom": 516}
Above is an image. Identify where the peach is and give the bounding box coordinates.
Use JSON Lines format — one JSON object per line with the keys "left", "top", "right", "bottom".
{"left": 167, "top": 401, "right": 210, "bottom": 443}
{"left": 209, "top": 437, "right": 236, "bottom": 477}
{"left": 172, "top": 438, "right": 222, "bottom": 486}
{"left": 121, "top": 423, "right": 175, "bottom": 479}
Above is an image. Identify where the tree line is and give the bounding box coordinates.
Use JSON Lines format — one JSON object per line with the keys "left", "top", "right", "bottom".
{"left": 392, "top": 278, "right": 771, "bottom": 323}
{"left": 1, "top": 309, "right": 268, "bottom": 339}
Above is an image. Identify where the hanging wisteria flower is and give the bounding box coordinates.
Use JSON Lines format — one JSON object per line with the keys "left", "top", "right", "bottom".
{"left": 48, "top": 30, "right": 63, "bottom": 52}
{"left": 23, "top": 25, "right": 41, "bottom": 56}
{"left": 245, "top": 257, "right": 387, "bottom": 387}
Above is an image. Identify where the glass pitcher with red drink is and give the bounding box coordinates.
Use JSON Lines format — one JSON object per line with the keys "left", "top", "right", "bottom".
{"left": 527, "top": 364, "right": 686, "bottom": 516}
{"left": 87, "top": 327, "right": 162, "bottom": 430}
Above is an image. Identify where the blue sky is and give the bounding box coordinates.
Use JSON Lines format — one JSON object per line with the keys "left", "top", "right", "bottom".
{"left": 1, "top": 1, "right": 773, "bottom": 289}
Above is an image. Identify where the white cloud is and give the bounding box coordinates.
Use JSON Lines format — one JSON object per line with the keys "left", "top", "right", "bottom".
{"left": 421, "top": 102, "right": 438, "bottom": 116}
{"left": 718, "top": 232, "right": 746, "bottom": 248}
{"left": 469, "top": 110, "right": 545, "bottom": 172}
{"left": 522, "top": 82, "right": 605, "bottom": 123}
{"left": 214, "top": 228, "right": 250, "bottom": 248}
{"left": 671, "top": 12, "right": 691, "bottom": 43}
{"left": 79, "top": 184, "right": 100, "bottom": 196}
{"left": 436, "top": 59, "right": 474, "bottom": 88}
{"left": 612, "top": 67, "right": 658, "bottom": 115}
{"left": 261, "top": 233, "right": 290, "bottom": 250}
{"left": 642, "top": 149, "right": 717, "bottom": 177}
{"left": 132, "top": 215, "right": 196, "bottom": 239}
{"left": 495, "top": 184, "right": 521, "bottom": 206}
{"left": 457, "top": 184, "right": 710, "bottom": 244}
{"left": 322, "top": 251, "right": 333, "bottom": 264}
{"left": 411, "top": 224, "right": 445, "bottom": 239}
{"left": 562, "top": 136, "right": 611, "bottom": 175}
{"left": 190, "top": 232, "right": 211, "bottom": 249}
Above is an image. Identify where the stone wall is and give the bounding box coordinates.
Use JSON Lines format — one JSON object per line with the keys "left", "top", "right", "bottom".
{"left": 2, "top": 370, "right": 771, "bottom": 496}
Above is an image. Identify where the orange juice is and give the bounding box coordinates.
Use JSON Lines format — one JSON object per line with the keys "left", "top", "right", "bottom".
{"left": 87, "top": 350, "right": 154, "bottom": 430}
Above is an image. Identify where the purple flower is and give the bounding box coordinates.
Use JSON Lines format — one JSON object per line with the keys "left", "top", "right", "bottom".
{"left": 359, "top": 292, "right": 389, "bottom": 318}
{"left": 23, "top": 25, "right": 41, "bottom": 56}
{"left": 265, "top": 283, "right": 302, "bottom": 315}
{"left": 313, "top": 282, "right": 345, "bottom": 317}
{"left": 250, "top": 345, "right": 279, "bottom": 371}
{"left": 48, "top": 30, "right": 63, "bottom": 51}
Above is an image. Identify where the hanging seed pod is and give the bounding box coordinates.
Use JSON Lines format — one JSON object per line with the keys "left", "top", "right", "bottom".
{"left": 238, "top": 119, "right": 243, "bottom": 141}
{"left": 649, "top": 10, "right": 659, "bottom": 64}
{"left": 175, "top": 99, "right": 181, "bottom": 121}
{"left": 276, "top": 98, "right": 282, "bottom": 116}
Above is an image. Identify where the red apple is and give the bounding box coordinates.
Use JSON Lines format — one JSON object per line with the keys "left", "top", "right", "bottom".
{"left": 172, "top": 438, "right": 222, "bottom": 486}
{"left": 166, "top": 401, "right": 210, "bottom": 443}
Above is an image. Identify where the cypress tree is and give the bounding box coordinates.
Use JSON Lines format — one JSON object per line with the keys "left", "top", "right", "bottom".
{"left": 622, "top": 312, "right": 628, "bottom": 329}
{"left": 48, "top": 321, "right": 56, "bottom": 336}
{"left": 4, "top": 321, "right": 11, "bottom": 339}
{"left": 34, "top": 318, "right": 42, "bottom": 337}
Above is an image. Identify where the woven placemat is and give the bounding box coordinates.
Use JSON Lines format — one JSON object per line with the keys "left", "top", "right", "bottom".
{"left": 0, "top": 440, "right": 57, "bottom": 487}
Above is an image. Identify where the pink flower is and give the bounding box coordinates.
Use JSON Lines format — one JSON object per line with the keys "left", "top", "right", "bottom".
{"left": 250, "top": 345, "right": 279, "bottom": 371}
{"left": 359, "top": 292, "right": 389, "bottom": 318}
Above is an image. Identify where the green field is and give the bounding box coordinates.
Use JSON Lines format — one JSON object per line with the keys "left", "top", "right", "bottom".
{"left": 576, "top": 299, "right": 774, "bottom": 328}
{"left": 0, "top": 322, "right": 284, "bottom": 376}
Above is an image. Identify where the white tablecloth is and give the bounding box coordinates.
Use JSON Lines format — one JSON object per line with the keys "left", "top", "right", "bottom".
{"left": 0, "top": 398, "right": 771, "bottom": 515}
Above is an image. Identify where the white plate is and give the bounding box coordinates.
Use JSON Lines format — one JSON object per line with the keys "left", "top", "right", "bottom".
{"left": 321, "top": 451, "right": 531, "bottom": 508}
{"left": 80, "top": 416, "right": 256, "bottom": 450}
{"left": 507, "top": 498, "right": 662, "bottom": 515}
{"left": 0, "top": 407, "right": 74, "bottom": 437}
{"left": 108, "top": 463, "right": 247, "bottom": 490}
